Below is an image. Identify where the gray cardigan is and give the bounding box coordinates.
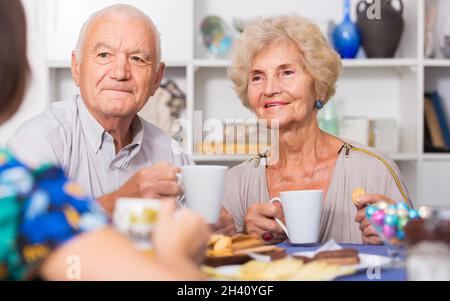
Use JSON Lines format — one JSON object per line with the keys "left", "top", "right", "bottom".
{"left": 223, "top": 140, "right": 412, "bottom": 244}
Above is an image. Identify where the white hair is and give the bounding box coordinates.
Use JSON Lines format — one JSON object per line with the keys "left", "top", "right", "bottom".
{"left": 74, "top": 4, "right": 161, "bottom": 64}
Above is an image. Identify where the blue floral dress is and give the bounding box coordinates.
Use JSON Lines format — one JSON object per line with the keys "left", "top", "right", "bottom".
{"left": 0, "top": 149, "right": 107, "bottom": 280}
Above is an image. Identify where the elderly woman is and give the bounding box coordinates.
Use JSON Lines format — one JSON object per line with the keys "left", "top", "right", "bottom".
{"left": 224, "top": 15, "right": 413, "bottom": 245}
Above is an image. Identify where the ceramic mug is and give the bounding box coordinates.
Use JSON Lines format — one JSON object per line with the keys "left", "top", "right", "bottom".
{"left": 179, "top": 165, "right": 228, "bottom": 224}
{"left": 270, "top": 190, "right": 323, "bottom": 244}
{"left": 113, "top": 198, "right": 162, "bottom": 250}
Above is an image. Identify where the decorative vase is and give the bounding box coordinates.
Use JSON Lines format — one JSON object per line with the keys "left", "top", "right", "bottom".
{"left": 332, "top": 0, "right": 361, "bottom": 59}
{"left": 441, "top": 36, "right": 450, "bottom": 59}
{"left": 356, "top": 0, "right": 404, "bottom": 58}
{"left": 200, "top": 16, "right": 234, "bottom": 58}
{"left": 318, "top": 99, "right": 340, "bottom": 136}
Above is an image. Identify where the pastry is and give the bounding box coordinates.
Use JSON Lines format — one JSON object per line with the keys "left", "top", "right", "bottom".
{"left": 313, "top": 249, "right": 360, "bottom": 265}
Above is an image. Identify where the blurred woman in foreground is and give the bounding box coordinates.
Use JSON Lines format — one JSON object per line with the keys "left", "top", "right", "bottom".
{"left": 0, "top": 0, "right": 210, "bottom": 281}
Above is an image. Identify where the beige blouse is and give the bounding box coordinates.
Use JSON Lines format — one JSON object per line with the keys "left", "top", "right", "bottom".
{"left": 223, "top": 140, "right": 413, "bottom": 244}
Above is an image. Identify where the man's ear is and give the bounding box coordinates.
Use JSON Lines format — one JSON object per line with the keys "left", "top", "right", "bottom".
{"left": 150, "top": 62, "right": 166, "bottom": 96}
{"left": 71, "top": 51, "right": 81, "bottom": 87}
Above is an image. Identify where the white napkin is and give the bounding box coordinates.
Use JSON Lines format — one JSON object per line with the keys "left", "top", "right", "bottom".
{"left": 311, "top": 239, "right": 343, "bottom": 255}
{"left": 249, "top": 239, "right": 342, "bottom": 262}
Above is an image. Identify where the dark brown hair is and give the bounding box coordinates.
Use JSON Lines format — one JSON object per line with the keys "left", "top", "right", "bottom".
{"left": 0, "top": 0, "right": 29, "bottom": 124}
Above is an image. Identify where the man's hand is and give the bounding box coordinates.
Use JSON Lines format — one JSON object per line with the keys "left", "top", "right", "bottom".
{"left": 355, "top": 194, "right": 396, "bottom": 245}
{"left": 210, "top": 207, "right": 236, "bottom": 236}
{"left": 244, "top": 202, "right": 287, "bottom": 244}
{"left": 98, "top": 161, "right": 181, "bottom": 214}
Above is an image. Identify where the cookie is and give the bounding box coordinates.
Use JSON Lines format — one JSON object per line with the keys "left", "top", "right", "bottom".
{"left": 352, "top": 187, "right": 366, "bottom": 206}
{"left": 313, "top": 249, "right": 360, "bottom": 265}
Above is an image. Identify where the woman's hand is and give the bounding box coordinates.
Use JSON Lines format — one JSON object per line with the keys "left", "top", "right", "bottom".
{"left": 152, "top": 201, "right": 211, "bottom": 265}
{"left": 210, "top": 207, "right": 236, "bottom": 236}
{"left": 244, "top": 202, "right": 287, "bottom": 244}
{"left": 354, "top": 194, "right": 396, "bottom": 245}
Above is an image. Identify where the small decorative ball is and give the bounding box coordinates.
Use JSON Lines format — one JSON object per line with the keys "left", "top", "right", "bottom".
{"left": 383, "top": 225, "right": 396, "bottom": 239}
{"left": 409, "top": 210, "right": 420, "bottom": 220}
{"left": 397, "top": 203, "right": 409, "bottom": 211}
{"left": 372, "top": 210, "right": 386, "bottom": 227}
{"left": 365, "top": 205, "right": 378, "bottom": 219}
{"left": 397, "top": 217, "right": 409, "bottom": 230}
{"left": 397, "top": 208, "right": 409, "bottom": 218}
{"left": 388, "top": 204, "right": 398, "bottom": 210}
{"left": 397, "top": 230, "right": 405, "bottom": 240}
{"left": 377, "top": 201, "right": 389, "bottom": 211}
{"left": 386, "top": 207, "right": 397, "bottom": 216}
{"left": 384, "top": 214, "right": 399, "bottom": 227}
{"left": 418, "top": 206, "right": 432, "bottom": 219}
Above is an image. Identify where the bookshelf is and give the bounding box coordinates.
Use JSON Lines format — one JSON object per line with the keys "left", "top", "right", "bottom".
{"left": 4, "top": 0, "right": 450, "bottom": 207}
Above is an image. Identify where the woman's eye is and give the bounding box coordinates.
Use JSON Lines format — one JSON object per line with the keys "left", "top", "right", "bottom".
{"left": 282, "top": 70, "right": 295, "bottom": 76}
{"left": 251, "top": 75, "right": 262, "bottom": 83}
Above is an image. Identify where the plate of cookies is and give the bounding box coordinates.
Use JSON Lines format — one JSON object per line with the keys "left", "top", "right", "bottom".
{"left": 202, "top": 256, "right": 356, "bottom": 281}
{"left": 203, "top": 234, "right": 286, "bottom": 267}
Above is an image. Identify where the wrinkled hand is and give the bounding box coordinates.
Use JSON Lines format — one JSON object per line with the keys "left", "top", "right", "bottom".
{"left": 355, "top": 194, "right": 396, "bottom": 245}
{"left": 117, "top": 161, "right": 182, "bottom": 200}
{"left": 244, "top": 202, "right": 287, "bottom": 244}
{"left": 210, "top": 207, "right": 236, "bottom": 236}
{"left": 152, "top": 201, "right": 211, "bottom": 265}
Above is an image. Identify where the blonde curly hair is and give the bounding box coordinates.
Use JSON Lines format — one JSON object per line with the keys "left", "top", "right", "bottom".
{"left": 228, "top": 15, "right": 342, "bottom": 109}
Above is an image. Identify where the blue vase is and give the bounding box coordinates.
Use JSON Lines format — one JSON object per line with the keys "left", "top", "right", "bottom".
{"left": 332, "top": 0, "right": 361, "bottom": 59}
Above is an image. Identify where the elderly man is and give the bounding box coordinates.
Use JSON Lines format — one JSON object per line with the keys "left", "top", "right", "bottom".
{"left": 7, "top": 4, "right": 234, "bottom": 235}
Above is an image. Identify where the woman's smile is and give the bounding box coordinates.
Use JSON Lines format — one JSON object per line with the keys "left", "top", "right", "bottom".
{"left": 263, "top": 100, "right": 290, "bottom": 109}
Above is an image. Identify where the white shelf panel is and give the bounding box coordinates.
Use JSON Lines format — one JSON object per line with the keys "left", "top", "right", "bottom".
{"left": 422, "top": 153, "right": 450, "bottom": 161}
{"left": 342, "top": 59, "right": 417, "bottom": 68}
{"left": 389, "top": 153, "right": 419, "bottom": 161}
{"left": 192, "top": 58, "right": 418, "bottom": 69}
{"left": 193, "top": 59, "right": 231, "bottom": 68}
{"left": 164, "top": 60, "right": 190, "bottom": 67}
{"left": 48, "top": 60, "right": 71, "bottom": 68}
{"left": 192, "top": 154, "right": 252, "bottom": 162}
{"left": 424, "top": 59, "right": 450, "bottom": 67}
{"left": 50, "top": 58, "right": 419, "bottom": 69}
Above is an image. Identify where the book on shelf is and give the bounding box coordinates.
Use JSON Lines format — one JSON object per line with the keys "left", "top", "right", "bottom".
{"left": 424, "top": 92, "right": 450, "bottom": 152}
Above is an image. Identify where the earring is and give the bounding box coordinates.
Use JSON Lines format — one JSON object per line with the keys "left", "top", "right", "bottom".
{"left": 315, "top": 100, "right": 324, "bottom": 110}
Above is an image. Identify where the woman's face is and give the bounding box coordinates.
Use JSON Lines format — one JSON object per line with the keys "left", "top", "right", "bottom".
{"left": 247, "top": 40, "right": 317, "bottom": 130}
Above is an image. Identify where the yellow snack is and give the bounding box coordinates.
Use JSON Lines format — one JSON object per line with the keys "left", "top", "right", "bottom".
{"left": 202, "top": 257, "right": 356, "bottom": 281}
{"left": 236, "top": 258, "right": 303, "bottom": 280}
{"left": 213, "top": 236, "right": 232, "bottom": 251}
{"left": 206, "top": 234, "right": 266, "bottom": 258}
{"left": 352, "top": 187, "right": 366, "bottom": 206}
{"left": 231, "top": 237, "right": 263, "bottom": 251}
{"left": 291, "top": 261, "right": 354, "bottom": 281}
{"left": 208, "top": 234, "right": 224, "bottom": 247}
{"left": 206, "top": 248, "right": 233, "bottom": 257}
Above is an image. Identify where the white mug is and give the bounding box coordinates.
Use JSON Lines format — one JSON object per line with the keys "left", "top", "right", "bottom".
{"left": 113, "top": 198, "right": 162, "bottom": 250}
{"left": 270, "top": 190, "right": 323, "bottom": 244}
{"left": 180, "top": 165, "right": 228, "bottom": 224}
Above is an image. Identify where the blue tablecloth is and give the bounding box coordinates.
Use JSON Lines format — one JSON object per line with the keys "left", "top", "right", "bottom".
{"left": 278, "top": 242, "right": 407, "bottom": 281}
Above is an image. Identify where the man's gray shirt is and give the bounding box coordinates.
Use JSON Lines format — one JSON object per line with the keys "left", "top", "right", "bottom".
{"left": 7, "top": 96, "right": 191, "bottom": 199}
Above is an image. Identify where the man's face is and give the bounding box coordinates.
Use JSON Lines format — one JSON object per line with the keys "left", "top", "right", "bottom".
{"left": 72, "top": 14, "right": 163, "bottom": 120}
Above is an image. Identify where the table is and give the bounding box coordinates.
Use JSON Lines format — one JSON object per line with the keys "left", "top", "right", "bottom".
{"left": 278, "top": 242, "right": 407, "bottom": 281}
